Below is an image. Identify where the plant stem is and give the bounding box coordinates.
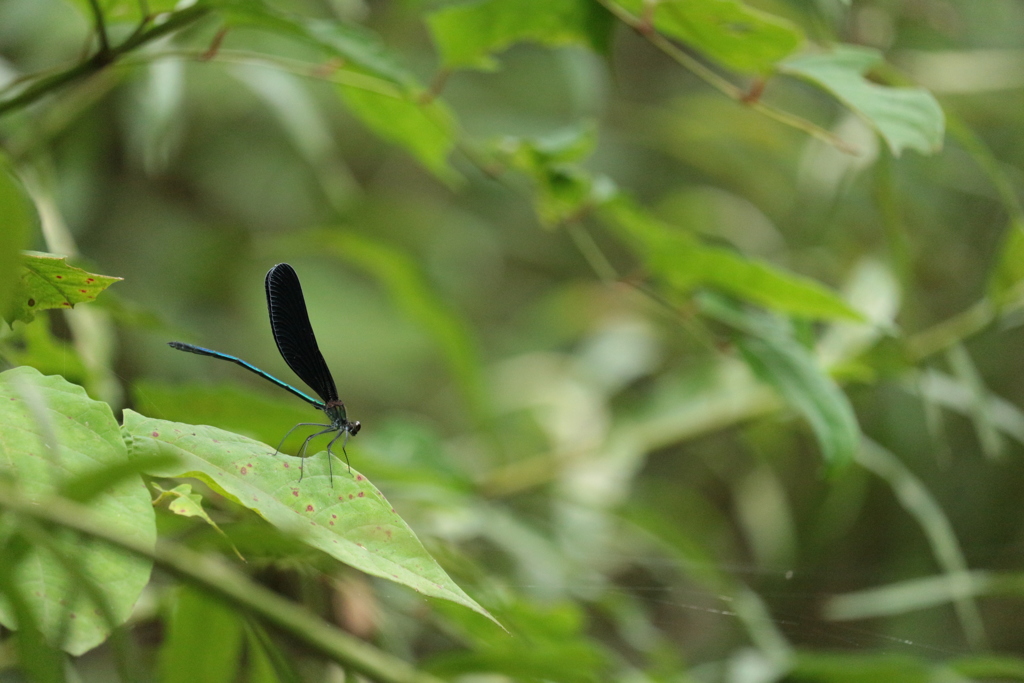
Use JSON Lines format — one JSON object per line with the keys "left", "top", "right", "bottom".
{"left": 0, "top": 4, "right": 211, "bottom": 119}
{"left": 0, "top": 484, "right": 446, "bottom": 683}
{"left": 86, "top": 0, "right": 112, "bottom": 58}
{"left": 593, "top": 0, "right": 858, "bottom": 154}
{"left": 905, "top": 300, "right": 996, "bottom": 362}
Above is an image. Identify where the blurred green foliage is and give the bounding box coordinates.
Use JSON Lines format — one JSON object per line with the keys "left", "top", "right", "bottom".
{"left": 2, "top": 0, "right": 1024, "bottom": 681}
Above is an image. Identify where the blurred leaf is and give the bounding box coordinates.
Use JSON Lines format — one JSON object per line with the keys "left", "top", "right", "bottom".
{"left": 219, "top": 5, "right": 413, "bottom": 84}
{"left": 911, "top": 369, "right": 1024, "bottom": 448}
{"left": 338, "top": 86, "right": 461, "bottom": 184}
{"left": 1, "top": 317, "right": 88, "bottom": 382}
{"left": 626, "top": 504, "right": 792, "bottom": 665}
{"left": 498, "top": 124, "right": 616, "bottom": 227}
{"left": 354, "top": 417, "right": 475, "bottom": 494}
{"left": 0, "top": 367, "right": 155, "bottom": 655}
{"left": 131, "top": 59, "right": 186, "bottom": 175}
{"left": 950, "top": 655, "right": 1024, "bottom": 680}
{"left": 624, "top": 505, "right": 731, "bottom": 593}
{"left": 247, "top": 631, "right": 280, "bottom": 683}
{"left": 320, "top": 231, "right": 490, "bottom": 427}
{"left": 427, "top": 0, "right": 613, "bottom": 71}
{"left": 0, "top": 530, "right": 67, "bottom": 681}
{"left": 152, "top": 483, "right": 245, "bottom": 562}
{"left": 613, "top": 0, "right": 803, "bottom": 73}
{"left": 855, "top": 440, "right": 987, "bottom": 650}
{"left": 244, "top": 620, "right": 302, "bottom": 683}
{"left": 790, "top": 651, "right": 933, "bottom": 683}
{"left": 62, "top": 455, "right": 179, "bottom": 503}
{"left": 158, "top": 586, "right": 244, "bottom": 683}
{"left": 988, "top": 218, "right": 1024, "bottom": 308}
{"left": 700, "top": 295, "right": 859, "bottom": 473}
{"left": 229, "top": 66, "right": 356, "bottom": 211}
{"left": 122, "top": 410, "right": 497, "bottom": 624}
{"left": 510, "top": 123, "right": 598, "bottom": 165}
{"left": 0, "top": 560, "right": 66, "bottom": 683}
{"left": 603, "top": 197, "right": 863, "bottom": 321}
{"left": 0, "top": 163, "right": 35, "bottom": 322}
{"left": 5, "top": 252, "right": 122, "bottom": 325}
{"left": 428, "top": 599, "right": 607, "bottom": 682}
{"left": 816, "top": 259, "right": 901, "bottom": 369}
{"left": 825, "top": 570, "right": 993, "bottom": 621}
{"left": 779, "top": 45, "right": 944, "bottom": 156}
{"left": 738, "top": 338, "right": 857, "bottom": 474}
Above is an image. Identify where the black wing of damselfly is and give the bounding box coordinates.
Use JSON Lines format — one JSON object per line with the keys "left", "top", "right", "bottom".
{"left": 265, "top": 263, "right": 340, "bottom": 405}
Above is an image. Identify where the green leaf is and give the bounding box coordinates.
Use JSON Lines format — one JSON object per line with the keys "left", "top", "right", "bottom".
{"left": 779, "top": 45, "right": 945, "bottom": 156}
{"left": 427, "top": 599, "right": 607, "bottom": 682}
{"left": 153, "top": 482, "right": 211, "bottom": 519}
{"left": 0, "top": 562, "right": 67, "bottom": 683}
{"left": 824, "top": 570, "right": 993, "bottom": 620}
{"left": 603, "top": 197, "right": 863, "bottom": 321}
{"left": 613, "top": 0, "right": 803, "bottom": 74}
{"left": 511, "top": 122, "right": 598, "bottom": 165}
{"left": 701, "top": 296, "right": 860, "bottom": 472}
{"left": 62, "top": 456, "right": 178, "bottom": 504}
{"left": 244, "top": 620, "right": 301, "bottom": 683}
{"left": 427, "top": 0, "right": 613, "bottom": 71}
{"left": 5, "top": 252, "right": 122, "bottom": 325}
{"left": 0, "top": 163, "right": 35, "bottom": 323}
{"left": 219, "top": 6, "right": 413, "bottom": 85}
{"left": 950, "top": 655, "right": 1024, "bottom": 681}
{"left": 1, "top": 317, "right": 88, "bottom": 381}
{"left": 153, "top": 483, "right": 245, "bottom": 561}
{"left": 791, "top": 652, "right": 933, "bottom": 683}
{"left": 338, "top": 86, "right": 461, "bottom": 184}
{"left": 158, "top": 586, "right": 245, "bottom": 683}
{"left": 0, "top": 367, "right": 155, "bottom": 655}
{"left": 121, "top": 410, "right": 497, "bottom": 624}
{"left": 988, "top": 218, "right": 1024, "bottom": 308}
{"left": 498, "top": 124, "right": 616, "bottom": 227}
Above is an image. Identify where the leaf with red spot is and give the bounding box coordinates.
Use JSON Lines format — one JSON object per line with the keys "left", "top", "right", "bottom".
{"left": 122, "top": 410, "right": 498, "bottom": 626}
{"left": 5, "top": 251, "right": 122, "bottom": 325}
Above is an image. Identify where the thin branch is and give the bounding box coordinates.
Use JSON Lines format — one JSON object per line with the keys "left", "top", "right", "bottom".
{"left": 419, "top": 68, "right": 451, "bottom": 105}
{"left": 0, "top": 484, "right": 446, "bottom": 683}
{"left": 86, "top": 0, "right": 112, "bottom": 59}
{"left": 114, "top": 48, "right": 403, "bottom": 98}
{"left": 592, "top": 0, "right": 859, "bottom": 155}
{"left": 566, "top": 221, "right": 619, "bottom": 283}
{"left": 0, "top": 4, "right": 210, "bottom": 119}
{"left": 905, "top": 300, "right": 996, "bottom": 362}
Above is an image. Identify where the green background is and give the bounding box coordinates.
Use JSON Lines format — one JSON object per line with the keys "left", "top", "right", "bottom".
{"left": 2, "top": 0, "right": 1024, "bottom": 680}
